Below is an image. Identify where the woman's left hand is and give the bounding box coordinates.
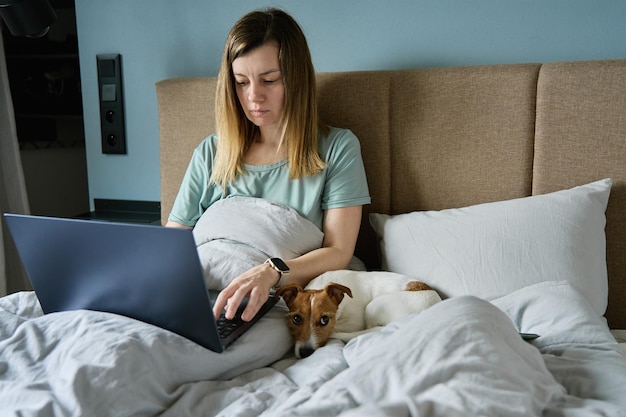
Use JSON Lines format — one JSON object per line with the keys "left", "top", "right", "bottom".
{"left": 212, "top": 262, "right": 280, "bottom": 322}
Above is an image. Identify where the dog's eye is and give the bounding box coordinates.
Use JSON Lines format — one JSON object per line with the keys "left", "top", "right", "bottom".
{"left": 319, "top": 315, "right": 329, "bottom": 326}
{"left": 292, "top": 314, "right": 302, "bottom": 325}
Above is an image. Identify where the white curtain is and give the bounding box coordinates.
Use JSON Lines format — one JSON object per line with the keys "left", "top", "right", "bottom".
{"left": 0, "top": 27, "right": 31, "bottom": 295}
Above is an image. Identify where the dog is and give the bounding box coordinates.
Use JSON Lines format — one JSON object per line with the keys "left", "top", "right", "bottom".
{"left": 276, "top": 270, "right": 442, "bottom": 358}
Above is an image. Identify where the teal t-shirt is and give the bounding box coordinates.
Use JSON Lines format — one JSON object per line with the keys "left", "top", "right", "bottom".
{"left": 168, "top": 127, "right": 371, "bottom": 230}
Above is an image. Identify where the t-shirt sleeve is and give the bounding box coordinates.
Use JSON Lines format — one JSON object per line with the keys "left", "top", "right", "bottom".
{"left": 322, "top": 129, "right": 371, "bottom": 210}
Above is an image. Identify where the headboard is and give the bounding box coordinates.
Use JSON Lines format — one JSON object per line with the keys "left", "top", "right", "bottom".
{"left": 157, "top": 59, "right": 626, "bottom": 328}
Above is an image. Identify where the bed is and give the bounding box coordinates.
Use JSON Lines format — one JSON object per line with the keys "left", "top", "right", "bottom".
{"left": 2, "top": 58, "right": 626, "bottom": 416}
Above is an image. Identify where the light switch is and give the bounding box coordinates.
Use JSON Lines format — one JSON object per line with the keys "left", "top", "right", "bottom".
{"left": 101, "top": 84, "right": 117, "bottom": 102}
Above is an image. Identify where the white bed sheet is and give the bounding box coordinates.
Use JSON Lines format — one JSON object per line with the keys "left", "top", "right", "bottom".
{"left": 611, "top": 330, "right": 626, "bottom": 356}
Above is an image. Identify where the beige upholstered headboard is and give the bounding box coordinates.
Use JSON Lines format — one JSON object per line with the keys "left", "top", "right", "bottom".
{"left": 157, "top": 59, "right": 626, "bottom": 328}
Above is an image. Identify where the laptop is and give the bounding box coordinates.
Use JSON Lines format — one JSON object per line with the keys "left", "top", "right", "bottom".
{"left": 3, "top": 213, "right": 279, "bottom": 353}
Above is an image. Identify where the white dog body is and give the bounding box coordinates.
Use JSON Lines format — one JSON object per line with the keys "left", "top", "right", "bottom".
{"left": 305, "top": 270, "right": 442, "bottom": 341}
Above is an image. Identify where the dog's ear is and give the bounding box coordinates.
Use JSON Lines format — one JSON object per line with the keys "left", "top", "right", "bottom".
{"left": 324, "top": 283, "right": 353, "bottom": 306}
{"left": 276, "top": 284, "right": 303, "bottom": 306}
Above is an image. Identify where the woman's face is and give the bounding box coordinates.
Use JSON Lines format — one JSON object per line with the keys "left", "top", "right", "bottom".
{"left": 232, "top": 42, "right": 285, "bottom": 133}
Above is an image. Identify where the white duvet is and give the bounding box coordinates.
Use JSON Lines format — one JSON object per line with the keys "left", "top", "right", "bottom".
{"left": 1, "top": 280, "right": 626, "bottom": 417}
{"left": 2, "top": 197, "right": 626, "bottom": 416}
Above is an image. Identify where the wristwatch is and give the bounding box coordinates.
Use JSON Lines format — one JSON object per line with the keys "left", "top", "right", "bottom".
{"left": 265, "top": 257, "right": 290, "bottom": 289}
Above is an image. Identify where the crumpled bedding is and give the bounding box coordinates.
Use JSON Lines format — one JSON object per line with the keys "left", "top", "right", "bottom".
{"left": 1, "top": 280, "right": 626, "bottom": 417}
{"left": 193, "top": 196, "right": 324, "bottom": 289}
{"left": 612, "top": 330, "right": 626, "bottom": 355}
{"left": 2, "top": 198, "right": 626, "bottom": 416}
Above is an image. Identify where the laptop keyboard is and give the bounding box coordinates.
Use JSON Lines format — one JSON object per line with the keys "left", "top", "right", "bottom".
{"left": 216, "top": 311, "right": 244, "bottom": 338}
{"left": 212, "top": 292, "right": 279, "bottom": 343}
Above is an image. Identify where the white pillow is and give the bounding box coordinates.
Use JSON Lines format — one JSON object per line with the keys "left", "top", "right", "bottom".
{"left": 369, "top": 178, "right": 612, "bottom": 316}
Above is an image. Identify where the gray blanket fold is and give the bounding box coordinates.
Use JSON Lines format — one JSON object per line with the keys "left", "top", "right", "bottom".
{"left": 193, "top": 197, "right": 324, "bottom": 289}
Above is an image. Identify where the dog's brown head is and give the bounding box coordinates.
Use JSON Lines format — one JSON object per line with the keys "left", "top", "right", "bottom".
{"left": 277, "top": 282, "right": 352, "bottom": 358}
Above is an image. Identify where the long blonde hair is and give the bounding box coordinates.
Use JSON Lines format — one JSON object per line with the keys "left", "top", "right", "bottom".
{"left": 211, "top": 8, "right": 327, "bottom": 188}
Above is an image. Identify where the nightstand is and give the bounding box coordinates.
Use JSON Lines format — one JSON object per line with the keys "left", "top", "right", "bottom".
{"left": 75, "top": 199, "right": 161, "bottom": 225}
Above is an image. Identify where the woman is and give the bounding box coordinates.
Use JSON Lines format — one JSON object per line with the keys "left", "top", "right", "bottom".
{"left": 166, "top": 8, "right": 370, "bottom": 323}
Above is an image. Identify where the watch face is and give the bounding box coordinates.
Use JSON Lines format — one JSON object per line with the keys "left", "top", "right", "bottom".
{"left": 270, "top": 257, "right": 289, "bottom": 272}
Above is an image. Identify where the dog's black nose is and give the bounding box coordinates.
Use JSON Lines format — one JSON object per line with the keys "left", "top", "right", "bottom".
{"left": 299, "top": 347, "right": 315, "bottom": 358}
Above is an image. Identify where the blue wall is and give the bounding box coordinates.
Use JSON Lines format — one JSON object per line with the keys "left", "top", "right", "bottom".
{"left": 75, "top": 0, "right": 626, "bottom": 208}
